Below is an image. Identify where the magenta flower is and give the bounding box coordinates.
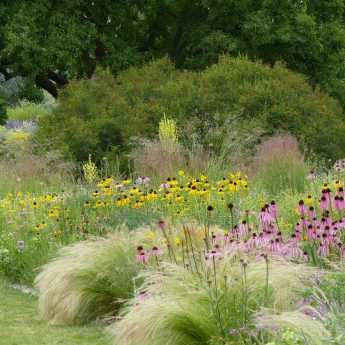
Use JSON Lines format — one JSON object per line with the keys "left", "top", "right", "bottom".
{"left": 298, "top": 200, "right": 306, "bottom": 216}
{"left": 320, "top": 196, "right": 329, "bottom": 210}
{"left": 136, "top": 246, "right": 149, "bottom": 264}
{"left": 269, "top": 238, "right": 282, "bottom": 254}
{"left": 259, "top": 208, "right": 273, "bottom": 229}
{"left": 307, "top": 225, "right": 316, "bottom": 240}
{"left": 158, "top": 220, "right": 166, "bottom": 230}
{"left": 138, "top": 291, "right": 150, "bottom": 302}
{"left": 308, "top": 206, "right": 316, "bottom": 219}
{"left": 207, "top": 249, "right": 222, "bottom": 259}
{"left": 269, "top": 200, "right": 278, "bottom": 218}
{"left": 246, "top": 233, "right": 258, "bottom": 250}
{"left": 137, "top": 251, "right": 149, "bottom": 264}
{"left": 288, "top": 243, "right": 303, "bottom": 259}
{"left": 239, "top": 221, "right": 249, "bottom": 237}
{"left": 151, "top": 246, "right": 163, "bottom": 256}
{"left": 307, "top": 170, "right": 316, "bottom": 181}
{"left": 160, "top": 183, "right": 170, "bottom": 190}
{"left": 317, "top": 243, "right": 329, "bottom": 257}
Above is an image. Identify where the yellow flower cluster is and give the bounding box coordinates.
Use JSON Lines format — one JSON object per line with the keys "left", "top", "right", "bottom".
{"left": 86, "top": 172, "right": 249, "bottom": 218}
{"left": 0, "top": 192, "right": 64, "bottom": 239}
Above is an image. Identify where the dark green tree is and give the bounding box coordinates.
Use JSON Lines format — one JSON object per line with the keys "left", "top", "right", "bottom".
{"left": 1, "top": 0, "right": 345, "bottom": 107}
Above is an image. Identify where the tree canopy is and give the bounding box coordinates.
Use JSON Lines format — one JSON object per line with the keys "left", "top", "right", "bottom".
{"left": 1, "top": 0, "right": 345, "bottom": 106}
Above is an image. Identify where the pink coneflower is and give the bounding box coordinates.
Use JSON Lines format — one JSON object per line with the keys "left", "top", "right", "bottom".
{"left": 295, "top": 229, "right": 302, "bottom": 241}
{"left": 317, "top": 243, "right": 329, "bottom": 257}
{"left": 307, "top": 170, "right": 316, "bottom": 181}
{"left": 246, "top": 233, "right": 257, "bottom": 250}
{"left": 295, "top": 222, "right": 302, "bottom": 232}
{"left": 298, "top": 200, "right": 306, "bottom": 216}
{"left": 260, "top": 207, "right": 273, "bottom": 229}
{"left": 320, "top": 195, "right": 329, "bottom": 210}
{"left": 138, "top": 291, "right": 150, "bottom": 302}
{"left": 269, "top": 238, "right": 282, "bottom": 254}
{"left": 303, "top": 251, "right": 309, "bottom": 262}
{"left": 307, "top": 225, "right": 316, "bottom": 240}
{"left": 308, "top": 206, "right": 316, "bottom": 219}
{"left": 151, "top": 246, "right": 163, "bottom": 256}
{"left": 256, "top": 232, "right": 266, "bottom": 247}
{"left": 269, "top": 200, "right": 278, "bottom": 218}
{"left": 287, "top": 242, "right": 303, "bottom": 259}
{"left": 136, "top": 251, "right": 149, "bottom": 264}
{"left": 158, "top": 220, "right": 166, "bottom": 230}
{"left": 206, "top": 249, "right": 222, "bottom": 259}
{"left": 337, "top": 243, "right": 345, "bottom": 259}
{"left": 160, "top": 183, "right": 170, "bottom": 190}
{"left": 136, "top": 176, "right": 150, "bottom": 185}
{"left": 136, "top": 246, "right": 149, "bottom": 264}
{"left": 239, "top": 220, "right": 249, "bottom": 237}
{"left": 334, "top": 195, "right": 345, "bottom": 212}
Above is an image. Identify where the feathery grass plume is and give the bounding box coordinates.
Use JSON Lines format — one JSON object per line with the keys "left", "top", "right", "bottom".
{"left": 110, "top": 258, "right": 319, "bottom": 345}
{"left": 249, "top": 134, "right": 309, "bottom": 195}
{"left": 256, "top": 311, "right": 330, "bottom": 345}
{"left": 35, "top": 230, "right": 139, "bottom": 325}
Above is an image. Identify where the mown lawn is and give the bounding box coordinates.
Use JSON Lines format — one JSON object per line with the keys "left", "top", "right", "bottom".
{"left": 0, "top": 280, "right": 111, "bottom": 345}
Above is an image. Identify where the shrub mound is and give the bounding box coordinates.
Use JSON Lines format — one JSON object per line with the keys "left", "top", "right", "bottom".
{"left": 35, "top": 56, "right": 345, "bottom": 165}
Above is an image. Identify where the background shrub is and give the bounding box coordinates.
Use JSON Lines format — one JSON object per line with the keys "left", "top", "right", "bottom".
{"left": 0, "top": 94, "right": 7, "bottom": 125}
{"left": 7, "top": 100, "right": 52, "bottom": 121}
{"left": 35, "top": 56, "right": 345, "bottom": 167}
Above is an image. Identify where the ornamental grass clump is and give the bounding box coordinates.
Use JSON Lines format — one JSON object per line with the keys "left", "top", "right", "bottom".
{"left": 35, "top": 230, "right": 139, "bottom": 325}
{"left": 110, "top": 258, "right": 321, "bottom": 345}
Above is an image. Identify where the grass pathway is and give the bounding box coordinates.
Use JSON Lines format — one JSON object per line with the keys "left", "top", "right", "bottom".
{"left": 0, "top": 280, "right": 111, "bottom": 345}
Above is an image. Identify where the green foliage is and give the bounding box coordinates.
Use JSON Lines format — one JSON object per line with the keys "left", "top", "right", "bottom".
{"left": 0, "top": 280, "right": 111, "bottom": 345}
{"left": 7, "top": 100, "right": 51, "bottom": 121}
{"left": 0, "top": 94, "right": 7, "bottom": 125}
{"left": 36, "top": 57, "right": 345, "bottom": 164}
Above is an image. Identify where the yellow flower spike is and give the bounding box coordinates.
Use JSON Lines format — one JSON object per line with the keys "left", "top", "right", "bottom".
{"left": 159, "top": 114, "right": 179, "bottom": 153}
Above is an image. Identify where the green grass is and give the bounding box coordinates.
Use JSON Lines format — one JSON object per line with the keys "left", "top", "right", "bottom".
{"left": 0, "top": 279, "right": 111, "bottom": 345}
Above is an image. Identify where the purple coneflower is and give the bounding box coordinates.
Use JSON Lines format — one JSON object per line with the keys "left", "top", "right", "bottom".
{"left": 158, "top": 220, "right": 166, "bottom": 230}
{"left": 151, "top": 246, "right": 163, "bottom": 256}
{"left": 307, "top": 170, "right": 316, "bottom": 181}
{"left": 298, "top": 200, "right": 306, "bottom": 215}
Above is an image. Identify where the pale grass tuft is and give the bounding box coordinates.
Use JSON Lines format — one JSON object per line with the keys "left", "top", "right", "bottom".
{"left": 35, "top": 231, "right": 138, "bottom": 325}
{"left": 110, "top": 258, "right": 320, "bottom": 345}
{"left": 256, "top": 310, "right": 330, "bottom": 345}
